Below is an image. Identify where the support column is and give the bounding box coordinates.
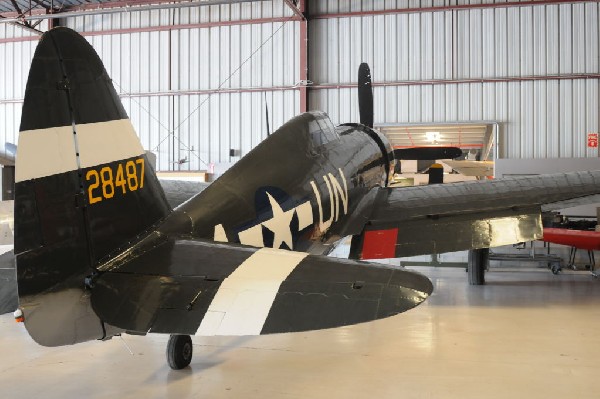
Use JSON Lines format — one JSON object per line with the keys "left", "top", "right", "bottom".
{"left": 298, "top": 1, "right": 308, "bottom": 113}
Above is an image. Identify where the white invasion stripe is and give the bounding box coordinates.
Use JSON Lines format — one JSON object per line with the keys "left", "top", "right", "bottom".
{"left": 76, "top": 119, "right": 144, "bottom": 169}
{"left": 195, "top": 248, "right": 308, "bottom": 336}
{"left": 238, "top": 224, "right": 265, "bottom": 248}
{"left": 296, "top": 201, "right": 313, "bottom": 230}
{"left": 16, "top": 119, "right": 145, "bottom": 183}
{"left": 16, "top": 126, "right": 77, "bottom": 183}
{"left": 213, "top": 224, "right": 228, "bottom": 242}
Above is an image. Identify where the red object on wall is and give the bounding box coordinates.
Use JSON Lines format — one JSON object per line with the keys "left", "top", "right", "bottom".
{"left": 588, "top": 133, "right": 598, "bottom": 148}
{"left": 542, "top": 228, "right": 600, "bottom": 251}
{"left": 361, "top": 228, "right": 399, "bottom": 259}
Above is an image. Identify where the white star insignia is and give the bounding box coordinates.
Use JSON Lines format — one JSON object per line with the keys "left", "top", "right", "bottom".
{"left": 262, "top": 192, "right": 296, "bottom": 250}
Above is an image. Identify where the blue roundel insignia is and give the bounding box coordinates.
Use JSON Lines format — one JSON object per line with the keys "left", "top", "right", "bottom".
{"left": 231, "top": 187, "right": 313, "bottom": 250}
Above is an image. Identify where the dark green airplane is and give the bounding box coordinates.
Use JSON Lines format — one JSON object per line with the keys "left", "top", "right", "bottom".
{"left": 12, "top": 28, "right": 600, "bottom": 370}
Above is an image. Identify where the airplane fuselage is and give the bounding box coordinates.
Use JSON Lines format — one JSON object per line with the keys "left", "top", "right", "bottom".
{"left": 160, "top": 111, "right": 395, "bottom": 255}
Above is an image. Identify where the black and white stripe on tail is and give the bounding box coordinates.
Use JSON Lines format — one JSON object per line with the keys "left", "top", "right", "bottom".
{"left": 15, "top": 28, "right": 170, "bottom": 346}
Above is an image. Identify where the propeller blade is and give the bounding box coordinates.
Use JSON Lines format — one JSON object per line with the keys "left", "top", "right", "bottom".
{"left": 264, "top": 92, "right": 271, "bottom": 136}
{"left": 358, "top": 63, "right": 374, "bottom": 128}
{"left": 394, "top": 147, "right": 463, "bottom": 161}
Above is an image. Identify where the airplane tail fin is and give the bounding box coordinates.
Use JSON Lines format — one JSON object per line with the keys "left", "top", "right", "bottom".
{"left": 14, "top": 27, "right": 171, "bottom": 346}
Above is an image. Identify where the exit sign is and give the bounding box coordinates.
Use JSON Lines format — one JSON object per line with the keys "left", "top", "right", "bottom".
{"left": 588, "top": 133, "right": 598, "bottom": 148}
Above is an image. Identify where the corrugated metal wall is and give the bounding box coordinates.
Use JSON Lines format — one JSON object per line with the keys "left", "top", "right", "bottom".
{"left": 67, "top": 2, "right": 299, "bottom": 170}
{"left": 0, "top": 22, "right": 48, "bottom": 148}
{"left": 308, "top": 1, "right": 600, "bottom": 159}
{"left": 1, "top": 1, "right": 599, "bottom": 166}
{"left": 0, "top": 2, "right": 298, "bottom": 171}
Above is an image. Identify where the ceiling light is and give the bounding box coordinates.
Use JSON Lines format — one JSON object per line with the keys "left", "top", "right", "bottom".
{"left": 425, "top": 131, "right": 441, "bottom": 143}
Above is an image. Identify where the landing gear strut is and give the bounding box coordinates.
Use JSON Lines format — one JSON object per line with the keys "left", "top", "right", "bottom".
{"left": 167, "top": 334, "right": 193, "bottom": 370}
{"left": 468, "top": 248, "right": 489, "bottom": 285}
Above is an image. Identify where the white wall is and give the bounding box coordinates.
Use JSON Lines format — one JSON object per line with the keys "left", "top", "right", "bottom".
{"left": 308, "top": 1, "right": 600, "bottom": 159}
{"left": 1, "top": 1, "right": 599, "bottom": 171}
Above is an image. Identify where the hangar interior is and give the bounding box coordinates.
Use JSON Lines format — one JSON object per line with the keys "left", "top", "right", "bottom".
{"left": 1, "top": 1, "right": 600, "bottom": 398}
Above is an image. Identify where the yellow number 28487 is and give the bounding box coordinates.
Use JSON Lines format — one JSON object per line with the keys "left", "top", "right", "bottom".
{"left": 86, "top": 158, "right": 145, "bottom": 205}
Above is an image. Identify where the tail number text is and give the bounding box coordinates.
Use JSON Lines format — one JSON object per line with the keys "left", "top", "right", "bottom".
{"left": 86, "top": 158, "right": 145, "bottom": 205}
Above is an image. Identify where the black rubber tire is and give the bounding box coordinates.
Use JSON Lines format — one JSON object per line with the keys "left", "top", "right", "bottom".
{"left": 167, "top": 334, "right": 193, "bottom": 370}
{"left": 468, "top": 248, "right": 488, "bottom": 285}
{"left": 551, "top": 264, "right": 561, "bottom": 275}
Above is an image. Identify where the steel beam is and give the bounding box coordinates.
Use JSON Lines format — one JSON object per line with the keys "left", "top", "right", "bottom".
{"left": 9, "top": 21, "right": 43, "bottom": 34}
{"left": 119, "top": 85, "right": 299, "bottom": 97}
{"left": 0, "top": 15, "right": 298, "bottom": 43}
{"left": 79, "top": 16, "right": 298, "bottom": 36}
{"left": 311, "top": 0, "right": 600, "bottom": 19}
{"left": 0, "top": 36, "right": 38, "bottom": 44}
{"left": 0, "top": 15, "right": 43, "bottom": 35}
{"left": 0, "top": 85, "right": 301, "bottom": 104}
{"left": 298, "top": 0, "right": 308, "bottom": 113}
{"left": 311, "top": 73, "right": 600, "bottom": 90}
{"left": 62, "top": 0, "right": 257, "bottom": 12}
{"left": 283, "top": 0, "right": 304, "bottom": 20}
{"left": 2, "top": 0, "right": 596, "bottom": 20}
{"left": 0, "top": 0, "right": 265, "bottom": 23}
{"left": 9, "top": 0, "right": 23, "bottom": 16}
{"left": 0, "top": 0, "right": 44, "bottom": 34}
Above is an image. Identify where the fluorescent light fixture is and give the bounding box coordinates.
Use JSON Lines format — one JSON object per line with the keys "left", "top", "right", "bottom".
{"left": 425, "top": 131, "right": 441, "bottom": 143}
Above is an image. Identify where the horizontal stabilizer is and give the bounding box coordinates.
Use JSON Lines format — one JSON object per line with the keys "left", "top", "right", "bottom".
{"left": 91, "top": 240, "right": 433, "bottom": 336}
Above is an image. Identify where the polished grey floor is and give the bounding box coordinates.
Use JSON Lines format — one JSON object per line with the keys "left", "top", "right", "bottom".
{"left": 1, "top": 266, "right": 599, "bottom": 399}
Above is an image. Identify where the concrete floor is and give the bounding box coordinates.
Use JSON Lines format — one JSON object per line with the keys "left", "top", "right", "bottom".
{"left": 1, "top": 266, "right": 599, "bottom": 399}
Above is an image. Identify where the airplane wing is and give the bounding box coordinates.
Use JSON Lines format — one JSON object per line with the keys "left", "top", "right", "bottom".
{"left": 159, "top": 179, "right": 210, "bottom": 208}
{"left": 441, "top": 160, "right": 494, "bottom": 177}
{"left": 91, "top": 239, "right": 432, "bottom": 336}
{"left": 350, "top": 170, "right": 600, "bottom": 259}
{"left": 12, "top": 27, "right": 433, "bottom": 363}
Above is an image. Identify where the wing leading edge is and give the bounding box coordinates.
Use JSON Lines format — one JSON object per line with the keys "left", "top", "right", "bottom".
{"left": 352, "top": 170, "right": 600, "bottom": 259}
{"left": 91, "top": 239, "right": 433, "bottom": 336}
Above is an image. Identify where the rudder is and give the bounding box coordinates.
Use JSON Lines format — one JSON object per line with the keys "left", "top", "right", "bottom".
{"left": 15, "top": 28, "right": 170, "bottom": 346}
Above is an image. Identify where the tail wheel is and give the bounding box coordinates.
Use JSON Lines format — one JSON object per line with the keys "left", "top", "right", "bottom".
{"left": 167, "top": 334, "right": 193, "bottom": 370}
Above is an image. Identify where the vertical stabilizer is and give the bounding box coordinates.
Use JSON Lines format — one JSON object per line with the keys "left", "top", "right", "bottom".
{"left": 15, "top": 28, "right": 170, "bottom": 346}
